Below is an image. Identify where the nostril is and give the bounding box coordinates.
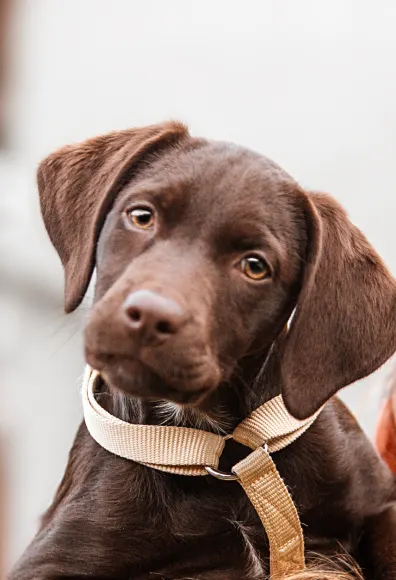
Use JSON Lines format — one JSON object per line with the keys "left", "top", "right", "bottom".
{"left": 126, "top": 307, "right": 142, "bottom": 324}
{"left": 156, "top": 320, "right": 173, "bottom": 335}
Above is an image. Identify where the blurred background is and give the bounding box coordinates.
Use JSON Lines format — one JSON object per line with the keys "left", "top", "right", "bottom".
{"left": 1, "top": 0, "right": 396, "bottom": 574}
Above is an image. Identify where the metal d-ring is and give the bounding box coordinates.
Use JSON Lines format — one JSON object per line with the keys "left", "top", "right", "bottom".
{"left": 205, "top": 441, "right": 269, "bottom": 481}
{"left": 204, "top": 466, "right": 239, "bottom": 481}
{"left": 205, "top": 433, "right": 239, "bottom": 481}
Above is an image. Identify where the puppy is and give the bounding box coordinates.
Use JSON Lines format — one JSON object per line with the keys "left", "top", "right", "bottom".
{"left": 11, "top": 122, "right": 396, "bottom": 580}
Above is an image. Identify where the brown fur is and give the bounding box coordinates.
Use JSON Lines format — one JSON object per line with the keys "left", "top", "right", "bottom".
{"left": 10, "top": 123, "right": 396, "bottom": 579}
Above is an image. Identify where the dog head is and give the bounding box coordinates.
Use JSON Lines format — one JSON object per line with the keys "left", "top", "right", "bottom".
{"left": 38, "top": 122, "right": 396, "bottom": 418}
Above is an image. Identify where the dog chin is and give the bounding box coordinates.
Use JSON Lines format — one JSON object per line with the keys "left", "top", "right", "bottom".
{"left": 91, "top": 355, "right": 219, "bottom": 406}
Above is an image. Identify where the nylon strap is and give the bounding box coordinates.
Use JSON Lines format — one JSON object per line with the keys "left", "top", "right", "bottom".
{"left": 233, "top": 448, "right": 305, "bottom": 578}
{"left": 82, "top": 367, "right": 225, "bottom": 475}
{"left": 82, "top": 366, "right": 322, "bottom": 578}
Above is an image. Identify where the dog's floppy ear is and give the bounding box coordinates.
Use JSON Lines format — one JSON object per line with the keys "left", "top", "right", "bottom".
{"left": 37, "top": 122, "right": 189, "bottom": 313}
{"left": 282, "top": 191, "right": 396, "bottom": 419}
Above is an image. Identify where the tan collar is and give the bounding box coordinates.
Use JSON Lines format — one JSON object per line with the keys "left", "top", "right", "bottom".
{"left": 82, "top": 366, "right": 322, "bottom": 578}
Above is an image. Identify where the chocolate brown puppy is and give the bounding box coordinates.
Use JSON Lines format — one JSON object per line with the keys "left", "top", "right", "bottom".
{"left": 11, "top": 123, "right": 396, "bottom": 579}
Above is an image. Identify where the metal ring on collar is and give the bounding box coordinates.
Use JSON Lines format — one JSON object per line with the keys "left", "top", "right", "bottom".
{"left": 204, "top": 466, "right": 239, "bottom": 481}
{"left": 204, "top": 442, "right": 269, "bottom": 481}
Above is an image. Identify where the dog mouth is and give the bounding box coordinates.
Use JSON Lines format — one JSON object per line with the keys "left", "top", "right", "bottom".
{"left": 85, "top": 348, "right": 220, "bottom": 405}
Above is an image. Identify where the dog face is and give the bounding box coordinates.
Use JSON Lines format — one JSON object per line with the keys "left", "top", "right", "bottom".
{"left": 85, "top": 142, "right": 306, "bottom": 405}
{"left": 37, "top": 122, "right": 396, "bottom": 418}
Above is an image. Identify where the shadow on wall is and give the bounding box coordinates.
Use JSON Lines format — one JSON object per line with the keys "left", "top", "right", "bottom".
{"left": 0, "top": 0, "right": 11, "bottom": 147}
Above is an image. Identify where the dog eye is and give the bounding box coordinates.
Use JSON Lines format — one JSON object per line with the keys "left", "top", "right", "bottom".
{"left": 127, "top": 207, "right": 155, "bottom": 230}
{"left": 240, "top": 256, "right": 270, "bottom": 281}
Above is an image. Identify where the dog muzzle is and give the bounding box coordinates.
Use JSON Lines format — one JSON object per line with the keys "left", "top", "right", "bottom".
{"left": 82, "top": 366, "right": 322, "bottom": 579}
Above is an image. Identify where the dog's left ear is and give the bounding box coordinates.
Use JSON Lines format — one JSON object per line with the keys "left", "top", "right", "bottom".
{"left": 37, "top": 122, "right": 189, "bottom": 313}
{"left": 281, "top": 191, "right": 396, "bottom": 419}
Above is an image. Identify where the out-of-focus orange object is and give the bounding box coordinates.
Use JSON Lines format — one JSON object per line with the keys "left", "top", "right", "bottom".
{"left": 376, "top": 386, "right": 396, "bottom": 474}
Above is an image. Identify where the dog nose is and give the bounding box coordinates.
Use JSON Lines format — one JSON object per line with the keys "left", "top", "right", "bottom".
{"left": 123, "top": 290, "right": 186, "bottom": 344}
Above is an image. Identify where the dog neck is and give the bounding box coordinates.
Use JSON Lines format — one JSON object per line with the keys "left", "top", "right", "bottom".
{"left": 97, "top": 335, "right": 285, "bottom": 434}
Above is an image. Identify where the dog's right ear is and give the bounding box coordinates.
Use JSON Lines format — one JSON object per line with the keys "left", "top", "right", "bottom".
{"left": 37, "top": 122, "right": 189, "bottom": 313}
{"left": 281, "top": 191, "right": 396, "bottom": 419}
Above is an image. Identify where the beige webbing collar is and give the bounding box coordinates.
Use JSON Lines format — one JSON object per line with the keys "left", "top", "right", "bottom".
{"left": 82, "top": 366, "right": 322, "bottom": 578}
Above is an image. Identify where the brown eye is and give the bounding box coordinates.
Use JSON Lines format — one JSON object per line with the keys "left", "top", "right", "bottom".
{"left": 240, "top": 255, "right": 270, "bottom": 281}
{"left": 127, "top": 207, "right": 154, "bottom": 229}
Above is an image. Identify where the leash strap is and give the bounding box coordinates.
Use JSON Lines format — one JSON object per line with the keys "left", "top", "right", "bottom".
{"left": 82, "top": 366, "right": 322, "bottom": 578}
{"left": 233, "top": 448, "right": 305, "bottom": 577}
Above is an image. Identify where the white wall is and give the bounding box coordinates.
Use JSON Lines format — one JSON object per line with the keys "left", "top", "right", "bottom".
{"left": 1, "top": 0, "right": 396, "bottom": 569}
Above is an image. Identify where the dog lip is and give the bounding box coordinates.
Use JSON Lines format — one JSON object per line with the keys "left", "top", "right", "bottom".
{"left": 84, "top": 349, "right": 122, "bottom": 371}
{"left": 84, "top": 347, "right": 140, "bottom": 368}
{"left": 84, "top": 348, "right": 218, "bottom": 403}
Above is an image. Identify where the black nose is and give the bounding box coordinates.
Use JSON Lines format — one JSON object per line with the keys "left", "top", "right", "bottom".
{"left": 123, "top": 290, "right": 186, "bottom": 345}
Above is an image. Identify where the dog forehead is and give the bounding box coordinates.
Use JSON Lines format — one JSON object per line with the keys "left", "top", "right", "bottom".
{"left": 131, "top": 140, "right": 299, "bottom": 211}
{"left": 198, "top": 140, "right": 292, "bottom": 177}
{"left": 158, "top": 140, "right": 294, "bottom": 187}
